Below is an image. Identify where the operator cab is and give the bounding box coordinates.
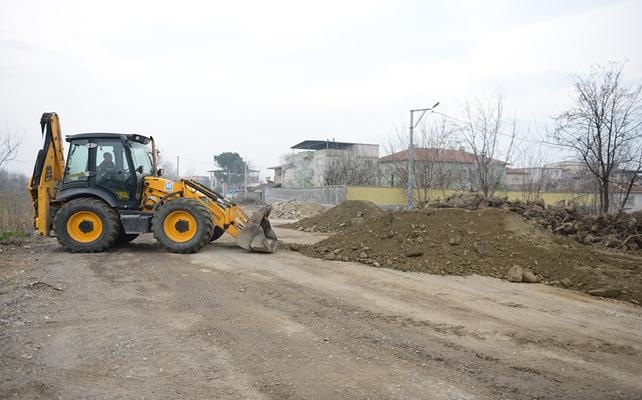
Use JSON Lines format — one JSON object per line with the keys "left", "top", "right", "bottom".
{"left": 60, "top": 133, "right": 154, "bottom": 209}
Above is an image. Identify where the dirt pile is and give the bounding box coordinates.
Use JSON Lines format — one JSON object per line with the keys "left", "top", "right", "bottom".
{"left": 421, "top": 193, "right": 642, "bottom": 251}
{"left": 272, "top": 200, "right": 326, "bottom": 220}
{"left": 282, "top": 200, "right": 385, "bottom": 233}
{"left": 299, "top": 208, "right": 642, "bottom": 305}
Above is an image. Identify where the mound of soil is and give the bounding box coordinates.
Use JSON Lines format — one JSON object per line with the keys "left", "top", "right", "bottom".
{"left": 300, "top": 208, "right": 642, "bottom": 305}
{"left": 272, "top": 200, "right": 326, "bottom": 220}
{"left": 422, "top": 193, "right": 642, "bottom": 251}
{"left": 282, "top": 200, "right": 385, "bottom": 233}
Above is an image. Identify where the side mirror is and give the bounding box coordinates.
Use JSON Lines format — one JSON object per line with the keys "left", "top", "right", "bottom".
{"left": 136, "top": 165, "right": 144, "bottom": 174}
{"left": 157, "top": 168, "right": 164, "bottom": 177}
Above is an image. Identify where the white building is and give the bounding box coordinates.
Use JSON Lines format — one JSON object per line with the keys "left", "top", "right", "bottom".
{"left": 269, "top": 140, "right": 379, "bottom": 188}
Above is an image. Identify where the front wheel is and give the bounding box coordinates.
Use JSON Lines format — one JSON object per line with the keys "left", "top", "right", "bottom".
{"left": 53, "top": 198, "right": 121, "bottom": 252}
{"left": 152, "top": 198, "right": 214, "bottom": 253}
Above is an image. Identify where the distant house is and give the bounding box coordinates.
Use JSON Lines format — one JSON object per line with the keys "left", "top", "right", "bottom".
{"left": 521, "top": 161, "right": 593, "bottom": 192}
{"left": 505, "top": 168, "right": 530, "bottom": 190}
{"left": 270, "top": 140, "right": 379, "bottom": 188}
{"left": 612, "top": 182, "right": 642, "bottom": 212}
{"left": 378, "top": 147, "right": 507, "bottom": 190}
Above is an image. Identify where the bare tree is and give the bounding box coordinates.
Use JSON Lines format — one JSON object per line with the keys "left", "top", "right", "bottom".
{"left": 0, "top": 128, "right": 22, "bottom": 169}
{"left": 552, "top": 63, "right": 642, "bottom": 214}
{"left": 383, "top": 117, "right": 458, "bottom": 200}
{"left": 456, "top": 93, "right": 516, "bottom": 197}
{"left": 511, "top": 139, "right": 552, "bottom": 201}
{"left": 322, "top": 153, "right": 377, "bottom": 186}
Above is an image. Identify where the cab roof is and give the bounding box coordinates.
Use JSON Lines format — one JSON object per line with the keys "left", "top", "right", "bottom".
{"left": 66, "top": 133, "right": 151, "bottom": 144}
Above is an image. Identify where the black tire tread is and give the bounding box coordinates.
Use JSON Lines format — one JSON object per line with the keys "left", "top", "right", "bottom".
{"left": 151, "top": 198, "right": 214, "bottom": 254}
{"left": 53, "top": 198, "right": 120, "bottom": 253}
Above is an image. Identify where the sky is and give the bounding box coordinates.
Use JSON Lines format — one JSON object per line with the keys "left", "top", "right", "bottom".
{"left": 1, "top": 0, "right": 641, "bottom": 179}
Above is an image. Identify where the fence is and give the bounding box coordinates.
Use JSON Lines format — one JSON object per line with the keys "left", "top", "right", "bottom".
{"left": 264, "top": 186, "right": 347, "bottom": 206}
{"left": 263, "top": 185, "right": 594, "bottom": 207}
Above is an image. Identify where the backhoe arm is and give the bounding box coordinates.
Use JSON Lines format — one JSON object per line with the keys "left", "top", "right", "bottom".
{"left": 28, "top": 112, "right": 66, "bottom": 236}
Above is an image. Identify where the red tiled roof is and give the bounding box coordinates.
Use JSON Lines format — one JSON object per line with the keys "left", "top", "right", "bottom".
{"left": 506, "top": 168, "right": 529, "bottom": 175}
{"left": 379, "top": 147, "right": 506, "bottom": 164}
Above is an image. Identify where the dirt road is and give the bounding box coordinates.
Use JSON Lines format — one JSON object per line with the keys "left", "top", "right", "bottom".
{"left": 1, "top": 227, "right": 641, "bottom": 399}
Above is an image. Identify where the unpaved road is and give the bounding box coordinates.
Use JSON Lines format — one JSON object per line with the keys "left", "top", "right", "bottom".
{"left": 1, "top": 226, "right": 641, "bottom": 400}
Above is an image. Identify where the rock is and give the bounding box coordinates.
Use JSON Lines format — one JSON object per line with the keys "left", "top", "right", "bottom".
{"left": 507, "top": 265, "right": 523, "bottom": 282}
{"left": 448, "top": 236, "right": 461, "bottom": 246}
{"left": 473, "top": 242, "right": 485, "bottom": 256}
{"left": 359, "top": 251, "right": 368, "bottom": 258}
{"left": 588, "top": 289, "right": 621, "bottom": 298}
{"left": 404, "top": 250, "right": 423, "bottom": 258}
{"left": 560, "top": 278, "right": 573, "bottom": 288}
{"left": 521, "top": 269, "right": 541, "bottom": 283}
{"left": 373, "top": 261, "right": 380, "bottom": 267}
{"left": 351, "top": 217, "right": 365, "bottom": 225}
{"left": 604, "top": 234, "right": 619, "bottom": 248}
{"left": 583, "top": 234, "right": 596, "bottom": 244}
{"left": 325, "top": 253, "right": 336, "bottom": 261}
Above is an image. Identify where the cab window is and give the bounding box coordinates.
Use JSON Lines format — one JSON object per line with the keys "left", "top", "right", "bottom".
{"left": 64, "top": 142, "right": 89, "bottom": 183}
{"left": 129, "top": 141, "right": 153, "bottom": 177}
{"left": 95, "top": 140, "right": 131, "bottom": 202}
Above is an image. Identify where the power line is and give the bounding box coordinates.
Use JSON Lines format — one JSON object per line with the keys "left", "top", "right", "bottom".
{"left": 430, "top": 110, "right": 566, "bottom": 149}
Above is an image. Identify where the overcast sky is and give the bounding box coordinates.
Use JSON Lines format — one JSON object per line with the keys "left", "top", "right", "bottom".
{"left": 1, "top": 0, "right": 641, "bottom": 179}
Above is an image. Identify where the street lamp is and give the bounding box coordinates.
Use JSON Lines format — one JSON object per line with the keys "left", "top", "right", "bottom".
{"left": 407, "top": 101, "right": 440, "bottom": 209}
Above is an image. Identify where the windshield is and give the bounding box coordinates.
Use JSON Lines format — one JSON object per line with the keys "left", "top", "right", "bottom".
{"left": 129, "top": 141, "right": 154, "bottom": 176}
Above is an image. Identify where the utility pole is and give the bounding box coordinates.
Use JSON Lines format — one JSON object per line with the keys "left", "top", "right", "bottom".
{"left": 176, "top": 156, "right": 180, "bottom": 178}
{"left": 407, "top": 101, "right": 440, "bottom": 209}
{"left": 244, "top": 161, "right": 248, "bottom": 199}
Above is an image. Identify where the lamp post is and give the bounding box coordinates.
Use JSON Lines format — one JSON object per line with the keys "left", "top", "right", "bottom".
{"left": 407, "top": 101, "right": 440, "bottom": 209}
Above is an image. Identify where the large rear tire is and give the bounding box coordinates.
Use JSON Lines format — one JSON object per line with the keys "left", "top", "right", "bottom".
{"left": 152, "top": 198, "right": 214, "bottom": 253}
{"left": 53, "top": 198, "right": 120, "bottom": 253}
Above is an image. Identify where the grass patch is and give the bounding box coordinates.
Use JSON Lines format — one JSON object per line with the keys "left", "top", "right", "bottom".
{"left": 0, "top": 229, "right": 27, "bottom": 242}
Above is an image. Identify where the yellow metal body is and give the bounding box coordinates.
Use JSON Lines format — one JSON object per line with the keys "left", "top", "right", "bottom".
{"left": 141, "top": 177, "right": 250, "bottom": 238}
{"left": 29, "top": 113, "right": 275, "bottom": 252}
{"left": 28, "top": 113, "right": 66, "bottom": 236}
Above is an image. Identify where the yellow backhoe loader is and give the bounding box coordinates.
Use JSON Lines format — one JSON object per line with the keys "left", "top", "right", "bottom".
{"left": 28, "top": 112, "right": 278, "bottom": 254}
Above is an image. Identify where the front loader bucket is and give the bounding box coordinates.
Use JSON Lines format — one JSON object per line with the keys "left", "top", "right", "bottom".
{"left": 236, "top": 205, "right": 280, "bottom": 253}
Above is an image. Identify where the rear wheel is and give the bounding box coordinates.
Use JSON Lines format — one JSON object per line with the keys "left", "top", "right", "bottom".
{"left": 53, "top": 198, "right": 120, "bottom": 252}
{"left": 152, "top": 198, "right": 214, "bottom": 253}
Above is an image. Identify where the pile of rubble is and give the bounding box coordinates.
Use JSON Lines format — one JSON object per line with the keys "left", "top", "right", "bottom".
{"left": 282, "top": 200, "right": 385, "bottom": 233}
{"left": 272, "top": 199, "right": 326, "bottom": 220}
{"left": 298, "top": 207, "right": 642, "bottom": 305}
{"left": 421, "top": 193, "right": 642, "bottom": 251}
